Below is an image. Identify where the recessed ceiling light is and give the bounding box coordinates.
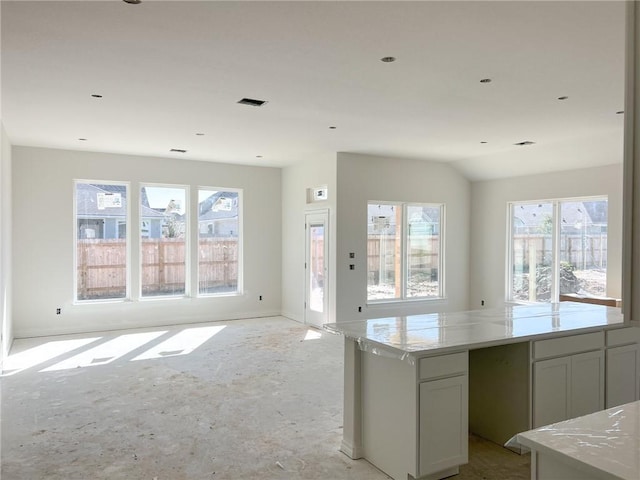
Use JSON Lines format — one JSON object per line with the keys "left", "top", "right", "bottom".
{"left": 480, "top": 78, "right": 492, "bottom": 83}
{"left": 170, "top": 148, "right": 187, "bottom": 153}
{"left": 380, "top": 56, "right": 396, "bottom": 63}
{"left": 558, "top": 96, "right": 569, "bottom": 100}
{"left": 514, "top": 141, "right": 536, "bottom": 146}
{"left": 123, "top": 0, "right": 142, "bottom": 4}
{"left": 91, "top": 94, "right": 103, "bottom": 98}
{"left": 616, "top": 110, "right": 624, "bottom": 114}
{"left": 78, "top": 138, "right": 87, "bottom": 141}
{"left": 238, "top": 98, "right": 267, "bottom": 107}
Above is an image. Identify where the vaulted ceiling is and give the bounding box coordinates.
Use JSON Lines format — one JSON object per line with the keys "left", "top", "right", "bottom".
{"left": 1, "top": 0, "right": 626, "bottom": 180}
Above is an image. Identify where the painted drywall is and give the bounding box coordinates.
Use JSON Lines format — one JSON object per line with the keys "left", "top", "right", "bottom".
{"left": 1, "top": 124, "right": 13, "bottom": 357}
{"left": 469, "top": 164, "right": 623, "bottom": 309}
{"left": 335, "top": 153, "right": 471, "bottom": 321}
{"left": 12, "top": 146, "right": 282, "bottom": 337}
{"left": 281, "top": 154, "right": 337, "bottom": 323}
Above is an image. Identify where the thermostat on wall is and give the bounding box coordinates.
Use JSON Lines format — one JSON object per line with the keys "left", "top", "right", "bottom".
{"left": 307, "top": 185, "right": 328, "bottom": 203}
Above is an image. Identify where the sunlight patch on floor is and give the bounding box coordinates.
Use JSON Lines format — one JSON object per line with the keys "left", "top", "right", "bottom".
{"left": 41, "top": 331, "right": 168, "bottom": 372}
{"left": 304, "top": 329, "right": 322, "bottom": 340}
{"left": 1, "top": 337, "right": 101, "bottom": 376}
{"left": 131, "top": 325, "right": 226, "bottom": 360}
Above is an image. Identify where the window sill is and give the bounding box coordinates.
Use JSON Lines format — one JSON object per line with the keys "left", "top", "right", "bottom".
{"left": 74, "top": 298, "right": 129, "bottom": 306}
{"left": 197, "top": 291, "right": 242, "bottom": 299}
{"left": 366, "top": 297, "right": 448, "bottom": 308}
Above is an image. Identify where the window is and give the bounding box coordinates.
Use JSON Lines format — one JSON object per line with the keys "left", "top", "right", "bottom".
{"left": 367, "top": 202, "right": 444, "bottom": 301}
{"left": 140, "top": 185, "right": 188, "bottom": 297}
{"left": 509, "top": 197, "right": 608, "bottom": 302}
{"left": 75, "top": 182, "right": 128, "bottom": 301}
{"left": 198, "top": 188, "right": 241, "bottom": 295}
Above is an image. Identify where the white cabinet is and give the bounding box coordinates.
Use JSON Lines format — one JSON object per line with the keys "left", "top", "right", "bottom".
{"left": 570, "top": 350, "right": 605, "bottom": 417}
{"left": 359, "top": 350, "right": 468, "bottom": 480}
{"left": 533, "top": 333, "right": 605, "bottom": 428}
{"left": 418, "top": 352, "right": 468, "bottom": 478}
{"left": 533, "top": 356, "right": 571, "bottom": 427}
{"left": 605, "top": 327, "right": 640, "bottom": 408}
{"left": 419, "top": 375, "right": 468, "bottom": 476}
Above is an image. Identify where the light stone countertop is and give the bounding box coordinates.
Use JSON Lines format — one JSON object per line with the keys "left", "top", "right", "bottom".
{"left": 325, "top": 303, "right": 627, "bottom": 359}
{"left": 516, "top": 400, "right": 640, "bottom": 480}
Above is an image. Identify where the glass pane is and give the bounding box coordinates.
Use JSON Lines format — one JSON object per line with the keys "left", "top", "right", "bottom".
{"left": 511, "top": 202, "right": 553, "bottom": 302}
{"left": 406, "top": 205, "right": 440, "bottom": 298}
{"left": 76, "top": 183, "right": 128, "bottom": 300}
{"left": 559, "top": 199, "right": 607, "bottom": 297}
{"left": 309, "top": 223, "right": 324, "bottom": 312}
{"left": 198, "top": 189, "right": 240, "bottom": 295}
{"left": 141, "top": 186, "right": 187, "bottom": 297}
{"left": 367, "top": 204, "right": 401, "bottom": 300}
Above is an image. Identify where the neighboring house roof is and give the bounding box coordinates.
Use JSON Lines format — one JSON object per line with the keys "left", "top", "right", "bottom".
{"left": 514, "top": 201, "right": 607, "bottom": 232}
{"left": 77, "top": 183, "right": 164, "bottom": 218}
{"left": 513, "top": 203, "right": 553, "bottom": 228}
{"left": 367, "top": 203, "right": 440, "bottom": 234}
{"left": 199, "top": 191, "right": 239, "bottom": 222}
{"left": 78, "top": 184, "right": 241, "bottom": 221}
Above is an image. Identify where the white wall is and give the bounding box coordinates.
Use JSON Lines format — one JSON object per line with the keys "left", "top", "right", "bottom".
{"left": 1, "top": 124, "right": 13, "bottom": 357}
{"left": 281, "top": 154, "right": 337, "bottom": 323}
{"left": 12, "top": 146, "right": 282, "bottom": 337}
{"left": 335, "top": 153, "right": 471, "bottom": 321}
{"left": 469, "top": 164, "right": 623, "bottom": 309}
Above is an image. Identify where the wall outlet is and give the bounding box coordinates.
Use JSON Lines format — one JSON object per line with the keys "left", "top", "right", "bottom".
{"left": 481, "top": 300, "right": 485, "bottom": 306}
{"left": 358, "top": 306, "right": 362, "bottom": 312}
{"left": 259, "top": 295, "right": 263, "bottom": 301}
{"left": 56, "top": 308, "right": 62, "bottom": 315}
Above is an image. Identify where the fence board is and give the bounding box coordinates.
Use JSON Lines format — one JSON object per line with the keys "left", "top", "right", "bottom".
{"left": 77, "top": 238, "right": 239, "bottom": 299}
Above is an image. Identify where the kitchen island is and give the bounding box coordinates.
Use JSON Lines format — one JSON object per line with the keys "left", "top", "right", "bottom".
{"left": 515, "top": 400, "right": 640, "bottom": 480}
{"left": 325, "top": 303, "right": 640, "bottom": 480}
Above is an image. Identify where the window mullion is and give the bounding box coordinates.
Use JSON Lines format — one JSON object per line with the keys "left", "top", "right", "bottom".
{"left": 506, "top": 203, "right": 514, "bottom": 302}
{"left": 402, "top": 204, "right": 408, "bottom": 299}
{"left": 552, "top": 201, "right": 561, "bottom": 302}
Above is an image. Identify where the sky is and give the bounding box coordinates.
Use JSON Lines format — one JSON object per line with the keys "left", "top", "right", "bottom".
{"left": 144, "top": 187, "right": 222, "bottom": 214}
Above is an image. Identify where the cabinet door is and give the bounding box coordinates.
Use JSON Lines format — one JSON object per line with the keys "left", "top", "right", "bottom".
{"left": 570, "top": 350, "right": 604, "bottom": 418}
{"left": 419, "top": 375, "right": 468, "bottom": 476}
{"left": 533, "top": 356, "right": 570, "bottom": 428}
{"left": 607, "top": 344, "right": 640, "bottom": 408}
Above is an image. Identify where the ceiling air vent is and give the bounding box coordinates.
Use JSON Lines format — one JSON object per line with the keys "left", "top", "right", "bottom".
{"left": 514, "top": 141, "right": 536, "bottom": 146}
{"left": 237, "top": 98, "right": 267, "bottom": 107}
{"left": 170, "top": 148, "right": 187, "bottom": 153}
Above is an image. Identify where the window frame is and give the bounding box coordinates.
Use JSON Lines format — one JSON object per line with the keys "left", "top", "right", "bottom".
{"left": 139, "top": 183, "right": 190, "bottom": 300}
{"left": 73, "top": 179, "right": 131, "bottom": 304}
{"left": 506, "top": 195, "right": 608, "bottom": 303}
{"left": 196, "top": 186, "right": 243, "bottom": 298}
{"left": 367, "top": 201, "right": 445, "bottom": 304}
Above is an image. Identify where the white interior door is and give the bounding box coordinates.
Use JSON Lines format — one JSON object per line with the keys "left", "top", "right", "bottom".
{"left": 305, "top": 210, "right": 329, "bottom": 328}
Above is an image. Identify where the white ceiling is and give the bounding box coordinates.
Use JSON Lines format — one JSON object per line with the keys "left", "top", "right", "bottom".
{"left": 1, "top": 0, "right": 626, "bottom": 181}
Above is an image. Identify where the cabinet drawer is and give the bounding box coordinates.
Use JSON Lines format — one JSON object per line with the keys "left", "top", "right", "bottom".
{"left": 607, "top": 327, "right": 640, "bottom": 347}
{"left": 533, "top": 332, "right": 604, "bottom": 360}
{"left": 419, "top": 352, "right": 468, "bottom": 380}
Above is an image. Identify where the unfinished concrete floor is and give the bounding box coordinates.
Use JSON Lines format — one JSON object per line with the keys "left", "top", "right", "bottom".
{"left": 1, "top": 316, "right": 529, "bottom": 479}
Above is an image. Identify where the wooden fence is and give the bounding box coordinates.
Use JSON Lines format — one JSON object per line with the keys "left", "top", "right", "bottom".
{"left": 140, "top": 238, "right": 186, "bottom": 296}
{"left": 77, "top": 239, "right": 127, "bottom": 300}
{"left": 513, "top": 234, "right": 607, "bottom": 270}
{"left": 77, "top": 238, "right": 238, "bottom": 300}
{"left": 367, "top": 236, "right": 440, "bottom": 284}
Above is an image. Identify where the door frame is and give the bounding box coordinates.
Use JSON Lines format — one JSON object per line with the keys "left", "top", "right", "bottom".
{"left": 304, "top": 208, "right": 329, "bottom": 327}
